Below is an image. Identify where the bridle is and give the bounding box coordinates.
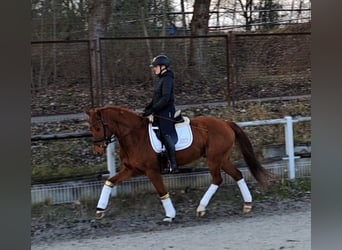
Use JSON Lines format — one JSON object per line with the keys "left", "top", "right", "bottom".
{"left": 90, "top": 110, "right": 145, "bottom": 150}
{"left": 90, "top": 115, "right": 115, "bottom": 149}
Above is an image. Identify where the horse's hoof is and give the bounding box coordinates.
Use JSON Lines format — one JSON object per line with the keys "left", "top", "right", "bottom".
{"left": 197, "top": 210, "right": 206, "bottom": 217}
{"left": 196, "top": 204, "right": 206, "bottom": 217}
{"left": 96, "top": 210, "right": 105, "bottom": 219}
{"left": 162, "top": 217, "right": 174, "bottom": 223}
{"left": 243, "top": 203, "right": 253, "bottom": 214}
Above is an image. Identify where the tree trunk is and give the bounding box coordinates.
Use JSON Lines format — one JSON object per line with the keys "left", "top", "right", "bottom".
{"left": 87, "top": 0, "right": 112, "bottom": 106}
{"left": 290, "top": 0, "right": 295, "bottom": 24}
{"left": 189, "top": 0, "right": 211, "bottom": 77}
{"left": 297, "top": 0, "right": 304, "bottom": 23}
{"left": 161, "top": 0, "right": 168, "bottom": 51}
{"left": 216, "top": 0, "right": 221, "bottom": 28}
{"left": 180, "top": 0, "right": 188, "bottom": 65}
{"left": 141, "top": 6, "right": 154, "bottom": 82}
{"left": 232, "top": 0, "right": 238, "bottom": 26}
{"left": 238, "top": 0, "right": 254, "bottom": 31}
{"left": 52, "top": 0, "right": 57, "bottom": 83}
{"left": 180, "top": 0, "right": 187, "bottom": 35}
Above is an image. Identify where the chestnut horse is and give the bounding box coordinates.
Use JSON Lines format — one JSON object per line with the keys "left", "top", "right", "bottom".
{"left": 86, "top": 105, "right": 274, "bottom": 222}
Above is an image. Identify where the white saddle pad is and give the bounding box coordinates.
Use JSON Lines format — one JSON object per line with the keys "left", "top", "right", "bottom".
{"left": 148, "top": 117, "right": 193, "bottom": 153}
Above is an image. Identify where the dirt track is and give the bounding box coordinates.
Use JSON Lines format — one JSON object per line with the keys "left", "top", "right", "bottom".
{"left": 31, "top": 180, "right": 311, "bottom": 250}
{"left": 32, "top": 209, "right": 310, "bottom": 250}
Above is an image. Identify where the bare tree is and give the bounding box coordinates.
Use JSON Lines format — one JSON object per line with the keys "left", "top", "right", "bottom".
{"left": 189, "top": 0, "right": 211, "bottom": 76}
{"left": 290, "top": 0, "right": 295, "bottom": 23}
{"left": 140, "top": 5, "right": 153, "bottom": 68}
{"left": 215, "top": 0, "right": 222, "bottom": 28}
{"left": 237, "top": 0, "right": 254, "bottom": 31}
{"left": 180, "top": 0, "right": 187, "bottom": 35}
{"left": 180, "top": 0, "right": 189, "bottom": 65}
{"left": 161, "top": 0, "right": 170, "bottom": 51}
{"left": 87, "top": 0, "right": 113, "bottom": 106}
{"left": 255, "top": 0, "right": 282, "bottom": 30}
{"left": 297, "top": 0, "right": 304, "bottom": 23}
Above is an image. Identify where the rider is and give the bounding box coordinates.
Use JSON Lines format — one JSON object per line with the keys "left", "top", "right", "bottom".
{"left": 142, "top": 55, "right": 179, "bottom": 174}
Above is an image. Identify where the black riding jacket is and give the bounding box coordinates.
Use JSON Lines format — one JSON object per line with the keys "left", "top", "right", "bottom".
{"left": 146, "top": 70, "right": 176, "bottom": 116}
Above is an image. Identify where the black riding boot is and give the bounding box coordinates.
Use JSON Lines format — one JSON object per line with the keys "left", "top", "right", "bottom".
{"left": 163, "top": 135, "right": 179, "bottom": 174}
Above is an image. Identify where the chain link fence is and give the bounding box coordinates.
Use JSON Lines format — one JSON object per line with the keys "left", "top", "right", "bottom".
{"left": 31, "top": 40, "right": 93, "bottom": 115}
{"left": 31, "top": 30, "right": 311, "bottom": 116}
{"left": 230, "top": 32, "right": 311, "bottom": 102}
{"left": 99, "top": 35, "right": 229, "bottom": 109}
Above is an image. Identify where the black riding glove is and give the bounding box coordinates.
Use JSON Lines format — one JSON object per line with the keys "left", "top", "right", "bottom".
{"left": 144, "top": 101, "right": 153, "bottom": 111}
{"left": 142, "top": 108, "right": 154, "bottom": 117}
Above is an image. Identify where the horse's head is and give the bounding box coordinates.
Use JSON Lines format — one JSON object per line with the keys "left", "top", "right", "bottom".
{"left": 86, "top": 108, "right": 114, "bottom": 155}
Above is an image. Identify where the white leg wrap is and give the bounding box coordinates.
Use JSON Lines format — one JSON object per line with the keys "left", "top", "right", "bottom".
{"left": 237, "top": 178, "right": 252, "bottom": 202}
{"left": 199, "top": 184, "right": 219, "bottom": 207}
{"left": 97, "top": 184, "right": 113, "bottom": 210}
{"left": 161, "top": 197, "right": 176, "bottom": 218}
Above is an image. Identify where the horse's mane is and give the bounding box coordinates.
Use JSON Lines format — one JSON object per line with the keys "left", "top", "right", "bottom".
{"left": 98, "top": 105, "right": 136, "bottom": 115}
{"left": 97, "top": 105, "right": 144, "bottom": 123}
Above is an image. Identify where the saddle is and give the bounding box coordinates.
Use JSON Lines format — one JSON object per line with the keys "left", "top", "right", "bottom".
{"left": 147, "top": 111, "right": 193, "bottom": 174}
{"left": 148, "top": 110, "right": 184, "bottom": 126}
{"left": 149, "top": 110, "right": 187, "bottom": 140}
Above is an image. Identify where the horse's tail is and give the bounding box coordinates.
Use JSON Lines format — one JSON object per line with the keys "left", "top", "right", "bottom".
{"left": 228, "top": 121, "right": 275, "bottom": 187}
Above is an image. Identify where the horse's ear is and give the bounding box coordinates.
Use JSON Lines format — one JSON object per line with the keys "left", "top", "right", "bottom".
{"left": 85, "top": 109, "right": 99, "bottom": 117}
{"left": 93, "top": 108, "right": 102, "bottom": 118}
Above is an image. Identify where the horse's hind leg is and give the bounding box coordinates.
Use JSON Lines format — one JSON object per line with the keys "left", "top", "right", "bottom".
{"left": 221, "top": 160, "right": 253, "bottom": 214}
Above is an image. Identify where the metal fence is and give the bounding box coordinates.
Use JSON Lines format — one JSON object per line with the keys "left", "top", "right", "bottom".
{"left": 31, "top": 31, "right": 311, "bottom": 116}
{"left": 31, "top": 158, "right": 311, "bottom": 205}
{"left": 230, "top": 32, "right": 311, "bottom": 103}
{"left": 31, "top": 40, "right": 93, "bottom": 115}
{"left": 31, "top": 116, "right": 311, "bottom": 204}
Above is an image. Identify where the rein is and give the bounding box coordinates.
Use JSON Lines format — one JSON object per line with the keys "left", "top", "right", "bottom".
{"left": 152, "top": 114, "right": 176, "bottom": 123}
{"left": 151, "top": 114, "right": 208, "bottom": 132}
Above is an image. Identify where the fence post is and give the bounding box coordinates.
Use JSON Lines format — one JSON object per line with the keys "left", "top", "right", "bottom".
{"left": 106, "top": 141, "right": 117, "bottom": 196}
{"left": 284, "top": 116, "right": 295, "bottom": 180}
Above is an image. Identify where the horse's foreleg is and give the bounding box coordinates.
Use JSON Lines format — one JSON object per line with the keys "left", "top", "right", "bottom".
{"left": 96, "top": 180, "right": 114, "bottom": 219}
{"left": 160, "top": 193, "right": 176, "bottom": 222}
{"left": 96, "top": 168, "right": 135, "bottom": 219}
{"left": 145, "top": 169, "right": 176, "bottom": 222}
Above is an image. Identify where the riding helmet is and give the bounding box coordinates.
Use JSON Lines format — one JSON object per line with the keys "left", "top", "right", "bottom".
{"left": 150, "top": 55, "right": 170, "bottom": 68}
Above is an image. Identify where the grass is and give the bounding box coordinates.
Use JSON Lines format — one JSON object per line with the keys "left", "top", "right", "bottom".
{"left": 31, "top": 164, "right": 107, "bottom": 184}
{"left": 252, "top": 177, "right": 311, "bottom": 201}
